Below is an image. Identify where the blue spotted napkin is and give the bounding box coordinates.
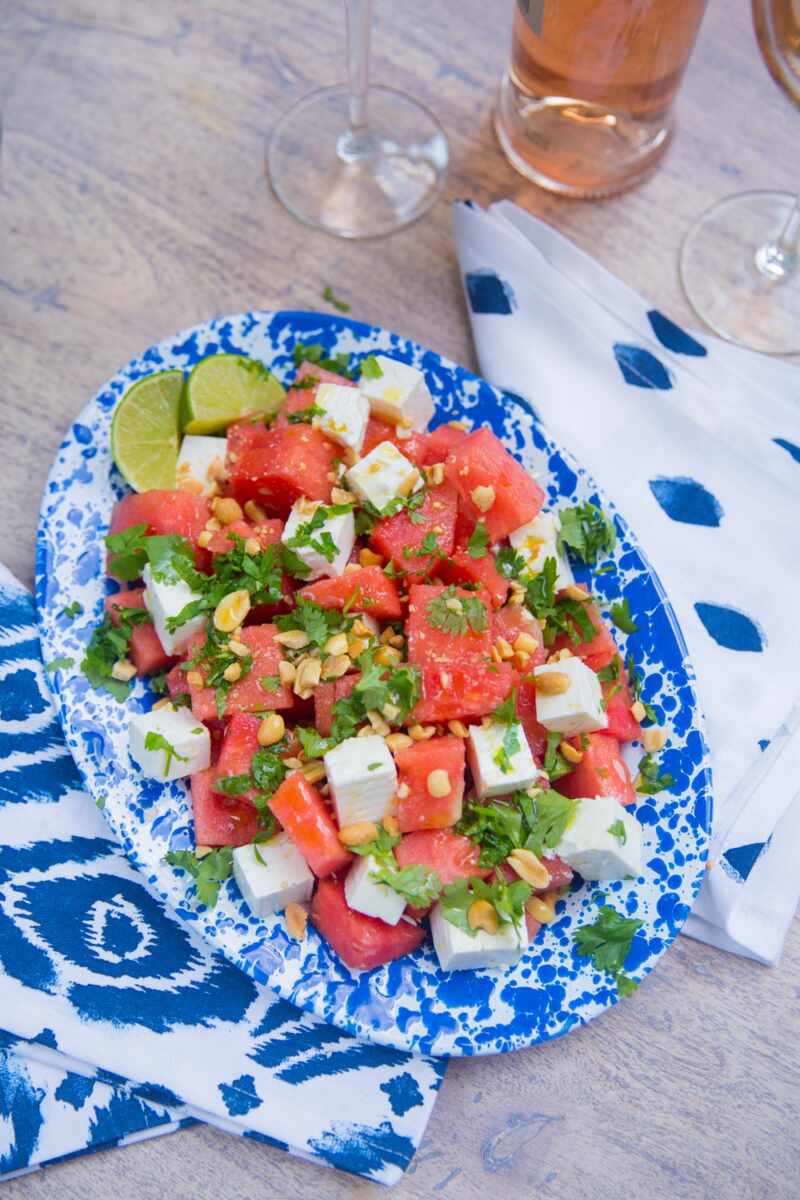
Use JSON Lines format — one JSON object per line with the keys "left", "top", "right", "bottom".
{"left": 453, "top": 199, "right": 800, "bottom": 965}
{"left": 0, "top": 567, "right": 444, "bottom": 1184}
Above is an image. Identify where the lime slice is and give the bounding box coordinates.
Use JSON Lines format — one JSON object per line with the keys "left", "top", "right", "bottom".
{"left": 181, "top": 354, "right": 286, "bottom": 434}
{"left": 110, "top": 370, "right": 184, "bottom": 492}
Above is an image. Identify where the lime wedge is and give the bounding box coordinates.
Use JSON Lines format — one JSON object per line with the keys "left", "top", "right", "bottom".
{"left": 181, "top": 354, "right": 286, "bottom": 434}
{"left": 110, "top": 370, "right": 184, "bottom": 492}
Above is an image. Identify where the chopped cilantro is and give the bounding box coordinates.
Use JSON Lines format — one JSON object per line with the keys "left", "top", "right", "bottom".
{"left": 275, "top": 600, "right": 344, "bottom": 650}
{"left": 105, "top": 523, "right": 149, "bottom": 581}
{"left": 45, "top": 656, "right": 74, "bottom": 673}
{"left": 494, "top": 546, "right": 527, "bottom": 580}
{"left": 426, "top": 586, "right": 487, "bottom": 636}
{"left": 81, "top": 607, "right": 150, "bottom": 701}
{"left": 350, "top": 821, "right": 441, "bottom": 906}
{"left": 610, "top": 597, "right": 638, "bottom": 635}
{"left": 329, "top": 653, "right": 419, "bottom": 743}
{"left": 440, "top": 874, "right": 531, "bottom": 937}
{"left": 518, "top": 787, "right": 577, "bottom": 858}
{"left": 573, "top": 904, "right": 642, "bottom": 994}
{"left": 213, "top": 773, "right": 253, "bottom": 797}
{"left": 183, "top": 626, "right": 253, "bottom": 718}
{"left": 150, "top": 671, "right": 169, "bottom": 694}
{"left": 359, "top": 355, "right": 383, "bottom": 380}
{"left": 635, "top": 752, "right": 674, "bottom": 795}
{"left": 491, "top": 688, "right": 517, "bottom": 725}
{"left": 543, "top": 731, "right": 574, "bottom": 782}
{"left": 287, "top": 402, "right": 326, "bottom": 424}
{"left": 283, "top": 503, "right": 353, "bottom": 565}
{"left": 368, "top": 762, "right": 381, "bottom": 771}
{"left": 597, "top": 657, "right": 621, "bottom": 684}
{"left": 322, "top": 285, "right": 351, "bottom": 313}
{"left": 350, "top": 824, "right": 400, "bottom": 861}
{"left": 557, "top": 503, "right": 616, "bottom": 564}
{"left": 61, "top": 600, "right": 83, "bottom": 619}
{"left": 260, "top": 675, "right": 281, "bottom": 693}
{"left": 295, "top": 725, "right": 337, "bottom": 760}
{"left": 626, "top": 656, "right": 658, "bottom": 723}
{"left": 467, "top": 519, "right": 490, "bottom": 559}
{"left": 607, "top": 819, "right": 627, "bottom": 845}
{"left": 95, "top": 795, "right": 106, "bottom": 810}
{"left": 292, "top": 341, "right": 354, "bottom": 380}
{"left": 144, "top": 732, "right": 188, "bottom": 776}
{"left": 165, "top": 847, "right": 233, "bottom": 908}
{"left": 457, "top": 801, "right": 524, "bottom": 868}
{"left": 166, "top": 533, "right": 284, "bottom": 633}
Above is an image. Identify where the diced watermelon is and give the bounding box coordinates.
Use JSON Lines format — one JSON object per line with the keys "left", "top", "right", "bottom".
{"left": 175, "top": 626, "right": 292, "bottom": 722}
{"left": 361, "top": 417, "right": 428, "bottom": 464}
{"left": 600, "top": 660, "right": 641, "bottom": 743}
{"left": 369, "top": 484, "right": 458, "bottom": 581}
{"left": 411, "top": 662, "right": 515, "bottom": 724}
{"left": 104, "top": 588, "right": 174, "bottom": 676}
{"left": 227, "top": 425, "right": 338, "bottom": 515}
{"left": 417, "top": 423, "right": 469, "bottom": 466}
{"left": 213, "top": 712, "right": 263, "bottom": 805}
{"left": 492, "top": 606, "right": 546, "bottom": 666}
{"left": 108, "top": 490, "right": 211, "bottom": 574}
{"left": 543, "top": 855, "right": 574, "bottom": 891}
{"left": 226, "top": 416, "right": 272, "bottom": 461}
{"left": 296, "top": 566, "right": 402, "bottom": 620}
{"left": 515, "top": 678, "right": 549, "bottom": 762}
{"left": 406, "top": 584, "right": 492, "bottom": 668}
{"left": 314, "top": 673, "right": 359, "bottom": 738}
{"left": 395, "top": 829, "right": 489, "bottom": 887}
{"left": 310, "top": 876, "right": 425, "bottom": 969}
{"left": 552, "top": 603, "right": 618, "bottom": 671}
{"left": 207, "top": 517, "right": 283, "bottom": 557}
{"left": 269, "top": 772, "right": 352, "bottom": 878}
{"left": 439, "top": 548, "right": 509, "bottom": 609}
{"left": 558, "top": 733, "right": 637, "bottom": 806}
{"left": 394, "top": 737, "right": 466, "bottom": 832}
{"left": 275, "top": 360, "right": 357, "bottom": 429}
{"left": 191, "top": 768, "right": 261, "bottom": 847}
{"left": 444, "top": 428, "right": 545, "bottom": 541}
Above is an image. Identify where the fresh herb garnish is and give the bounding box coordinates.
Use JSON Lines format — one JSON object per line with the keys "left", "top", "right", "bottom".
{"left": 635, "top": 752, "right": 674, "bottom": 795}
{"left": 607, "top": 819, "right": 627, "bottom": 845}
{"left": 260, "top": 675, "right": 281, "bottom": 693}
{"left": 105, "top": 523, "right": 149, "bottom": 581}
{"left": 542, "top": 730, "right": 574, "bottom": 782}
{"left": 283, "top": 502, "right": 352, "bottom": 566}
{"left": 491, "top": 688, "right": 517, "bottom": 725}
{"left": 167, "top": 534, "right": 284, "bottom": 634}
{"left": 573, "top": 904, "right": 643, "bottom": 994}
{"left": 45, "top": 657, "right": 74, "bottom": 673}
{"left": 518, "top": 787, "right": 577, "bottom": 858}
{"left": 426, "top": 586, "right": 487, "bottom": 636}
{"left": 328, "top": 652, "right": 420, "bottom": 743}
{"left": 275, "top": 600, "right": 346, "bottom": 651}
{"left": 295, "top": 725, "right": 337, "bottom": 760}
{"left": 440, "top": 874, "right": 531, "bottom": 937}
{"left": 467, "top": 519, "right": 490, "bottom": 559}
{"left": 494, "top": 546, "right": 528, "bottom": 580}
{"left": 597, "top": 657, "right": 621, "bottom": 684}
{"left": 370, "top": 860, "right": 442, "bottom": 907}
{"left": 144, "top": 732, "right": 188, "bottom": 775}
{"left": 625, "top": 656, "right": 658, "bottom": 723}
{"left": 359, "top": 355, "right": 384, "bottom": 380}
{"left": 557, "top": 503, "right": 616, "bottom": 564}
{"left": 609, "top": 597, "right": 638, "bottom": 635}
{"left": 293, "top": 341, "right": 354, "bottom": 380}
{"left": 61, "top": 601, "right": 83, "bottom": 619}
{"left": 183, "top": 625, "right": 253, "bottom": 718}
{"left": 493, "top": 722, "right": 522, "bottom": 774}
{"left": 322, "top": 285, "right": 351, "bottom": 313}
{"left": 165, "top": 847, "right": 234, "bottom": 908}
{"left": 81, "top": 608, "right": 151, "bottom": 701}
{"left": 287, "top": 403, "right": 326, "bottom": 425}
{"left": 456, "top": 801, "right": 525, "bottom": 868}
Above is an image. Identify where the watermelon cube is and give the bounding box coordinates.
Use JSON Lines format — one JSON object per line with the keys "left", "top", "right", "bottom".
{"left": 176, "top": 626, "right": 293, "bottom": 722}
{"left": 310, "top": 876, "right": 425, "bottom": 970}
{"left": 369, "top": 484, "right": 458, "bottom": 581}
{"left": 558, "top": 733, "right": 637, "bottom": 806}
{"left": 444, "top": 428, "right": 544, "bottom": 541}
{"left": 268, "top": 772, "right": 352, "bottom": 878}
{"left": 297, "top": 566, "right": 402, "bottom": 620}
{"left": 411, "top": 662, "right": 515, "bottom": 724}
{"left": 227, "top": 425, "right": 338, "bottom": 516}
{"left": 440, "top": 548, "right": 509, "bottom": 609}
{"left": 104, "top": 588, "right": 174, "bottom": 676}
{"left": 192, "top": 768, "right": 261, "bottom": 847}
{"left": 406, "top": 583, "right": 492, "bottom": 668}
{"left": 394, "top": 736, "right": 466, "bottom": 832}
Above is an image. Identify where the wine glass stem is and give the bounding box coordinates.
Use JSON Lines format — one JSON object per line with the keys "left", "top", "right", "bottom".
{"left": 755, "top": 192, "right": 800, "bottom": 280}
{"left": 338, "top": 0, "right": 376, "bottom": 163}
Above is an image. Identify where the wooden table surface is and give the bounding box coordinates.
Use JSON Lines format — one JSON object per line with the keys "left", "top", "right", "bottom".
{"left": 2, "top": 1, "right": 798, "bottom": 1197}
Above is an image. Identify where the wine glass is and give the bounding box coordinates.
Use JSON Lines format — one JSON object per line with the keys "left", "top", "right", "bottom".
{"left": 267, "top": 0, "right": 449, "bottom": 239}
{"left": 679, "top": 0, "right": 800, "bottom": 354}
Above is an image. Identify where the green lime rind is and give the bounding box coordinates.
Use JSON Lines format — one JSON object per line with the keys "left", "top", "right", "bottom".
{"left": 110, "top": 370, "right": 184, "bottom": 493}
{"left": 181, "top": 354, "right": 286, "bottom": 434}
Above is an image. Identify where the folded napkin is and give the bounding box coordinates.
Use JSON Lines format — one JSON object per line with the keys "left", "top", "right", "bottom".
{"left": 453, "top": 199, "right": 800, "bottom": 965}
{"left": 0, "top": 566, "right": 444, "bottom": 1184}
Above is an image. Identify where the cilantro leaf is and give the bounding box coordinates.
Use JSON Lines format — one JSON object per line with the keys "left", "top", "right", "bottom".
{"left": 165, "top": 847, "right": 233, "bottom": 908}
{"left": 607, "top": 819, "right": 627, "bottom": 845}
{"left": 105, "top": 523, "right": 149, "bottom": 581}
{"left": 557, "top": 503, "right": 616, "bottom": 564}
{"left": 81, "top": 608, "right": 150, "bottom": 700}
{"left": 491, "top": 688, "right": 517, "bottom": 725}
{"left": 542, "top": 731, "right": 574, "bottom": 782}
{"left": 287, "top": 403, "right": 326, "bottom": 425}
{"left": 597, "top": 657, "right": 621, "bottom": 684}
{"left": 456, "top": 801, "right": 525, "bottom": 868}
{"left": 369, "top": 861, "right": 442, "bottom": 907}
{"left": 635, "top": 752, "right": 674, "bottom": 795}
{"left": 440, "top": 874, "right": 531, "bottom": 937}
{"left": 61, "top": 601, "right": 83, "bottom": 619}
{"left": 573, "top": 904, "right": 643, "bottom": 990}
{"left": 426, "top": 586, "right": 487, "bottom": 636}
{"left": 349, "top": 824, "right": 401, "bottom": 861}
{"left": 359, "top": 355, "right": 383, "bottom": 380}
{"left": 494, "top": 546, "right": 528, "bottom": 580}
{"left": 493, "top": 723, "right": 522, "bottom": 774}
{"left": 251, "top": 745, "right": 288, "bottom": 796}
{"left": 295, "top": 725, "right": 337, "bottom": 760}
{"left": 260, "top": 675, "right": 280, "bottom": 693}
{"left": 276, "top": 600, "right": 342, "bottom": 650}
{"left": 322, "top": 285, "right": 350, "bottom": 313}
{"left": 293, "top": 342, "right": 354, "bottom": 380}
{"left": 45, "top": 656, "right": 74, "bottom": 673}
{"left": 467, "top": 520, "right": 490, "bottom": 559}
{"left": 144, "top": 732, "right": 188, "bottom": 775}
{"left": 213, "top": 773, "right": 253, "bottom": 797}
{"left": 610, "top": 597, "right": 638, "bottom": 635}
{"left": 517, "top": 787, "right": 577, "bottom": 857}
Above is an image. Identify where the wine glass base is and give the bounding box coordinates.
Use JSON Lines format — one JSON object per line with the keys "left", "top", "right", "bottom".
{"left": 680, "top": 190, "right": 800, "bottom": 355}
{"left": 267, "top": 85, "right": 449, "bottom": 239}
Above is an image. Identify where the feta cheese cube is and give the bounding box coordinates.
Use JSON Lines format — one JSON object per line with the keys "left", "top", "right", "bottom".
{"left": 344, "top": 854, "right": 406, "bottom": 926}
{"left": 509, "top": 512, "right": 574, "bottom": 591}
{"left": 430, "top": 903, "right": 528, "bottom": 972}
{"left": 313, "top": 383, "right": 370, "bottom": 453}
{"left": 129, "top": 703, "right": 210, "bottom": 780}
{"left": 555, "top": 795, "right": 643, "bottom": 880}
{"left": 467, "top": 720, "right": 539, "bottom": 798}
{"left": 233, "top": 834, "right": 314, "bottom": 919}
{"left": 176, "top": 435, "right": 227, "bottom": 496}
{"left": 142, "top": 563, "right": 206, "bottom": 656}
{"left": 358, "top": 355, "right": 434, "bottom": 431}
{"left": 324, "top": 735, "right": 397, "bottom": 827}
{"left": 281, "top": 498, "right": 356, "bottom": 580}
{"left": 533, "top": 656, "right": 607, "bottom": 737}
{"left": 345, "top": 441, "right": 422, "bottom": 514}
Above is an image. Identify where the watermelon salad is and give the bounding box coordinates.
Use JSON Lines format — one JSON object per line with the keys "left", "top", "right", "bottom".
{"left": 81, "top": 346, "right": 670, "bottom": 980}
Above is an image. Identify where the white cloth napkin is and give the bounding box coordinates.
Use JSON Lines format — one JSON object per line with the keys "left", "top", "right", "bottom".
{"left": 453, "top": 199, "right": 800, "bottom": 965}
{"left": 0, "top": 565, "right": 443, "bottom": 1184}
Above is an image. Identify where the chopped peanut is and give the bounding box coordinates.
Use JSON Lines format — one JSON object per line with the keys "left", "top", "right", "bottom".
{"left": 471, "top": 484, "right": 495, "bottom": 513}
{"left": 468, "top": 899, "right": 498, "bottom": 934}
{"left": 339, "top": 821, "right": 379, "bottom": 847}
{"left": 427, "top": 769, "right": 451, "bottom": 798}
{"left": 284, "top": 902, "right": 308, "bottom": 941}
{"left": 258, "top": 713, "right": 285, "bottom": 747}
{"left": 506, "top": 848, "right": 550, "bottom": 889}
{"left": 534, "top": 670, "right": 570, "bottom": 695}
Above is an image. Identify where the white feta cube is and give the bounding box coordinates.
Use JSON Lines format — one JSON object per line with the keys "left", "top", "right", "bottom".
{"left": 430, "top": 903, "right": 528, "bottom": 972}
{"left": 358, "top": 355, "right": 434, "bottom": 431}
{"left": 345, "top": 441, "right": 422, "bottom": 514}
{"left": 555, "top": 795, "right": 643, "bottom": 880}
{"left": 344, "top": 854, "right": 406, "bottom": 926}
{"left": 233, "top": 834, "right": 314, "bottom": 919}
{"left": 313, "top": 383, "right": 370, "bottom": 453}
{"left": 281, "top": 498, "right": 356, "bottom": 581}
{"left": 129, "top": 703, "right": 210, "bottom": 781}
{"left": 176, "top": 435, "right": 227, "bottom": 496}
{"left": 467, "top": 720, "right": 539, "bottom": 799}
{"left": 509, "top": 512, "right": 574, "bottom": 590}
{"left": 533, "top": 656, "right": 607, "bottom": 737}
{"left": 142, "top": 563, "right": 206, "bottom": 656}
{"left": 324, "top": 735, "right": 397, "bottom": 827}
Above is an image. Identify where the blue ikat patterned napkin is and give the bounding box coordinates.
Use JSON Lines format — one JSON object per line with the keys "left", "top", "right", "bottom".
{"left": 453, "top": 199, "right": 800, "bottom": 966}
{"left": 0, "top": 566, "right": 444, "bottom": 1184}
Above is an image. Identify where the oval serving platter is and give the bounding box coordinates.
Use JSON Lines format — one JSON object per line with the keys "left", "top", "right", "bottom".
{"left": 36, "top": 310, "right": 711, "bottom": 1058}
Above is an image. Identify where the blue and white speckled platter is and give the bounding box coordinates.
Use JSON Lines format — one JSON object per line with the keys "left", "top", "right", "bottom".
{"left": 35, "top": 311, "right": 711, "bottom": 1058}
